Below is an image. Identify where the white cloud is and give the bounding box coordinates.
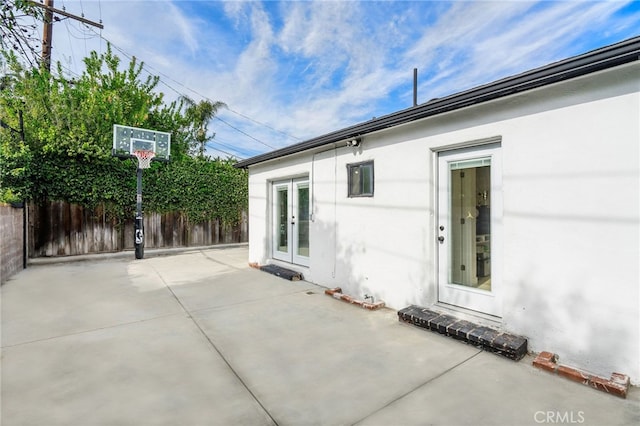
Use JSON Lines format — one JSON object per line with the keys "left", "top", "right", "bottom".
{"left": 43, "top": 1, "right": 640, "bottom": 159}
{"left": 403, "top": 1, "right": 637, "bottom": 101}
{"left": 218, "top": 0, "right": 638, "bottom": 158}
{"left": 168, "top": 2, "right": 200, "bottom": 55}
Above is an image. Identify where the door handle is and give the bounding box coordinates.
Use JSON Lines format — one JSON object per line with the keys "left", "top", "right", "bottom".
{"left": 438, "top": 236, "right": 445, "bottom": 243}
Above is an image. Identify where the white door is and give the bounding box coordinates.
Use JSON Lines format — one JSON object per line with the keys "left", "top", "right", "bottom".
{"left": 272, "top": 178, "right": 310, "bottom": 266}
{"left": 437, "top": 144, "right": 502, "bottom": 317}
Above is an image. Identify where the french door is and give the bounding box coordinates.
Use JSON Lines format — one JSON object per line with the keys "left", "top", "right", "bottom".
{"left": 437, "top": 144, "right": 502, "bottom": 317}
{"left": 272, "top": 178, "right": 310, "bottom": 266}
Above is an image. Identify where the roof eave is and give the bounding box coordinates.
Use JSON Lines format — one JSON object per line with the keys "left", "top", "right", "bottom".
{"left": 235, "top": 36, "right": 640, "bottom": 169}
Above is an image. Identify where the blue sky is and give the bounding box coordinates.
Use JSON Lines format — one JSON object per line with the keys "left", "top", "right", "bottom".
{"left": 37, "top": 1, "right": 640, "bottom": 159}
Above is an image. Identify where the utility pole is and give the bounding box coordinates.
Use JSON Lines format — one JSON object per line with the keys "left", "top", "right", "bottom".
{"left": 41, "top": 0, "right": 53, "bottom": 71}
{"left": 29, "top": 0, "right": 104, "bottom": 72}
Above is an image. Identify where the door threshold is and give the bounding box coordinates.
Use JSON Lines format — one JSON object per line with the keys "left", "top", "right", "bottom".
{"left": 269, "top": 258, "right": 309, "bottom": 271}
{"left": 432, "top": 302, "right": 502, "bottom": 328}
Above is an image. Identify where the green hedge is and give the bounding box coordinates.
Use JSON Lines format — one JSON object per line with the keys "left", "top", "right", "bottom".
{"left": 0, "top": 149, "right": 248, "bottom": 225}
{"left": 0, "top": 47, "right": 248, "bottom": 225}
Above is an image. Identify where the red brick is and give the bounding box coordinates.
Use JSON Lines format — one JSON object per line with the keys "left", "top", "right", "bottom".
{"left": 340, "top": 294, "right": 354, "bottom": 304}
{"left": 325, "top": 288, "right": 385, "bottom": 310}
{"left": 610, "top": 372, "right": 630, "bottom": 387}
{"left": 588, "top": 374, "right": 630, "bottom": 398}
{"left": 362, "top": 301, "right": 386, "bottom": 310}
{"left": 537, "top": 351, "right": 557, "bottom": 362}
{"left": 532, "top": 351, "right": 630, "bottom": 399}
{"left": 557, "top": 365, "right": 589, "bottom": 385}
{"left": 532, "top": 351, "right": 558, "bottom": 373}
{"left": 324, "top": 287, "right": 342, "bottom": 296}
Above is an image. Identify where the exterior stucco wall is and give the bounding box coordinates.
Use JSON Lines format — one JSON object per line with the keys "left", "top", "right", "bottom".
{"left": 246, "top": 62, "right": 640, "bottom": 382}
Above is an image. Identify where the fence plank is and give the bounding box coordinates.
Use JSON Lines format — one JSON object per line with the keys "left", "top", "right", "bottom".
{"left": 1, "top": 203, "right": 25, "bottom": 283}
{"left": 29, "top": 201, "right": 247, "bottom": 258}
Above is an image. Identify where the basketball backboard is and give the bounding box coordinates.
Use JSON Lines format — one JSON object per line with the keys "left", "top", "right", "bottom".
{"left": 112, "top": 124, "right": 171, "bottom": 161}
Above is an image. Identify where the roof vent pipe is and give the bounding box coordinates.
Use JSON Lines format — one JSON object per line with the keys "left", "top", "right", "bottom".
{"left": 413, "top": 68, "right": 418, "bottom": 107}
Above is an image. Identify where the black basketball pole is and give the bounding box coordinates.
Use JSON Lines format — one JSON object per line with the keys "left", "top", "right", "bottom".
{"left": 134, "top": 167, "right": 144, "bottom": 259}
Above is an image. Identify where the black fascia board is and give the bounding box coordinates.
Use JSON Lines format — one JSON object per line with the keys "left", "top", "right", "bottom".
{"left": 235, "top": 35, "right": 640, "bottom": 169}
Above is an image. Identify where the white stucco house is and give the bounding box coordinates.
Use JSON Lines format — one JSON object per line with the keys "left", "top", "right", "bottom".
{"left": 235, "top": 37, "right": 640, "bottom": 384}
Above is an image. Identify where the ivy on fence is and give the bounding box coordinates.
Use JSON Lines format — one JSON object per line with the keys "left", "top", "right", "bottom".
{"left": 1, "top": 150, "right": 248, "bottom": 226}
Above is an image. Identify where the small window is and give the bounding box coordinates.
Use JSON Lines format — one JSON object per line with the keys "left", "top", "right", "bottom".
{"left": 348, "top": 161, "right": 374, "bottom": 197}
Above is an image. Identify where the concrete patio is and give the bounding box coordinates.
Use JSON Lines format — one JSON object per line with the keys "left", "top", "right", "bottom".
{"left": 1, "top": 246, "right": 638, "bottom": 425}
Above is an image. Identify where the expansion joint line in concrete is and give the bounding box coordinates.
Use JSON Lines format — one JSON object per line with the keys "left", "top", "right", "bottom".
{"left": 149, "top": 264, "right": 280, "bottom": 426}
{"left": 198, "top": 250, "right": 244, "bottom": 270}
{"left": 351, "top": 350, "right": 484, "bottom": 426}
{"left": 0, "top": 313, "right": 181, "bottom": 349}
{"left": 186, "top": 287, "right": 318, "bottom": 317}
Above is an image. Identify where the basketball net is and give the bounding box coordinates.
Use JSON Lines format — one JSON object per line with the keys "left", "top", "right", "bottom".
{"left": 133, "top": 150, "right": 155, "bottom": 169}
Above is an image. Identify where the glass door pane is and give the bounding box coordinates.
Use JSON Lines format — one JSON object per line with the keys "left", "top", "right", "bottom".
{"left": 296, "top": 183, "right": 310, "bottom": 258}
{"left": 276, "top": 186, "right": 289, "bottom": 253}
{"left": 449, "top": 162, "right": 491, "bottom": 290}
{"left": 476, "top": 166, "right": 491, "bottom": 291}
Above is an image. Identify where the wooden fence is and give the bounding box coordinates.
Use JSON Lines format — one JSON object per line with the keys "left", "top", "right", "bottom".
{"left": 28, "top": 201, "right": 247, "bottom": 258}
{"left": 1, "top": 203, "right": 24, "bottom": 282}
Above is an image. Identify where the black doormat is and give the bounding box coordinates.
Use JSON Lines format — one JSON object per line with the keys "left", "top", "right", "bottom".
{"left": 398, "top": 305, "right": 527, "bottom": 361}
{"left": 259, "top": 264, "right": 303, "bottom": 281}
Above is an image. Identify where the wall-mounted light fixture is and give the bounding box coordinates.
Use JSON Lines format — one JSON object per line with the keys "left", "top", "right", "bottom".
{"left": 346, "top": 137, "right": 361, "bottom": 147}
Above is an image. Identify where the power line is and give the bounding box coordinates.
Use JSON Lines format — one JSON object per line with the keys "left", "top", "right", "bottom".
{"left": 214, "top": 135, "right": 261, "bottom": 155}
{"left": 136, "top": 68, "right": 280, "bottom": 149}
{"left": 213, "top": 116, "right": 276, "bottom": 149}
{"left": 85, "top": 29, "right": 283, "bottom": 151}
{"left": 60, "top": 36, "right": 260, "bottom": 159}
{"left": 205, "top": 142, "right": 243, "bottom": 160}
{"left": 31, "top": 0, "right": 103, "bottom": 72}
{"left": 83, "top": 26, "right": 299, "bottom": 148}
{"left": 224, "top": 107, "right": 301, "bottom": 142}
{"left": 208, "top": 136, "right": 265, "bottom": 160}
{"left": 46, "top": 13, "right": 288, "bottom": 156}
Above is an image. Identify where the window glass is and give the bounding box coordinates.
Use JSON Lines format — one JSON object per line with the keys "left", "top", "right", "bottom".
{"left": 348, "top": 161, "right": 374, "bottom": 197}
{"left": 361, "top": 163, "right": 373, "bottom": 194}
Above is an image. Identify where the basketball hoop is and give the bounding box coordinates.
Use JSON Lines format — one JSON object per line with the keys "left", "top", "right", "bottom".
{"left": 133, "top": 150, "right": 156, "bottom": 169}
{"left": 114, "top": 125, "right": 171, "bottom": 260}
